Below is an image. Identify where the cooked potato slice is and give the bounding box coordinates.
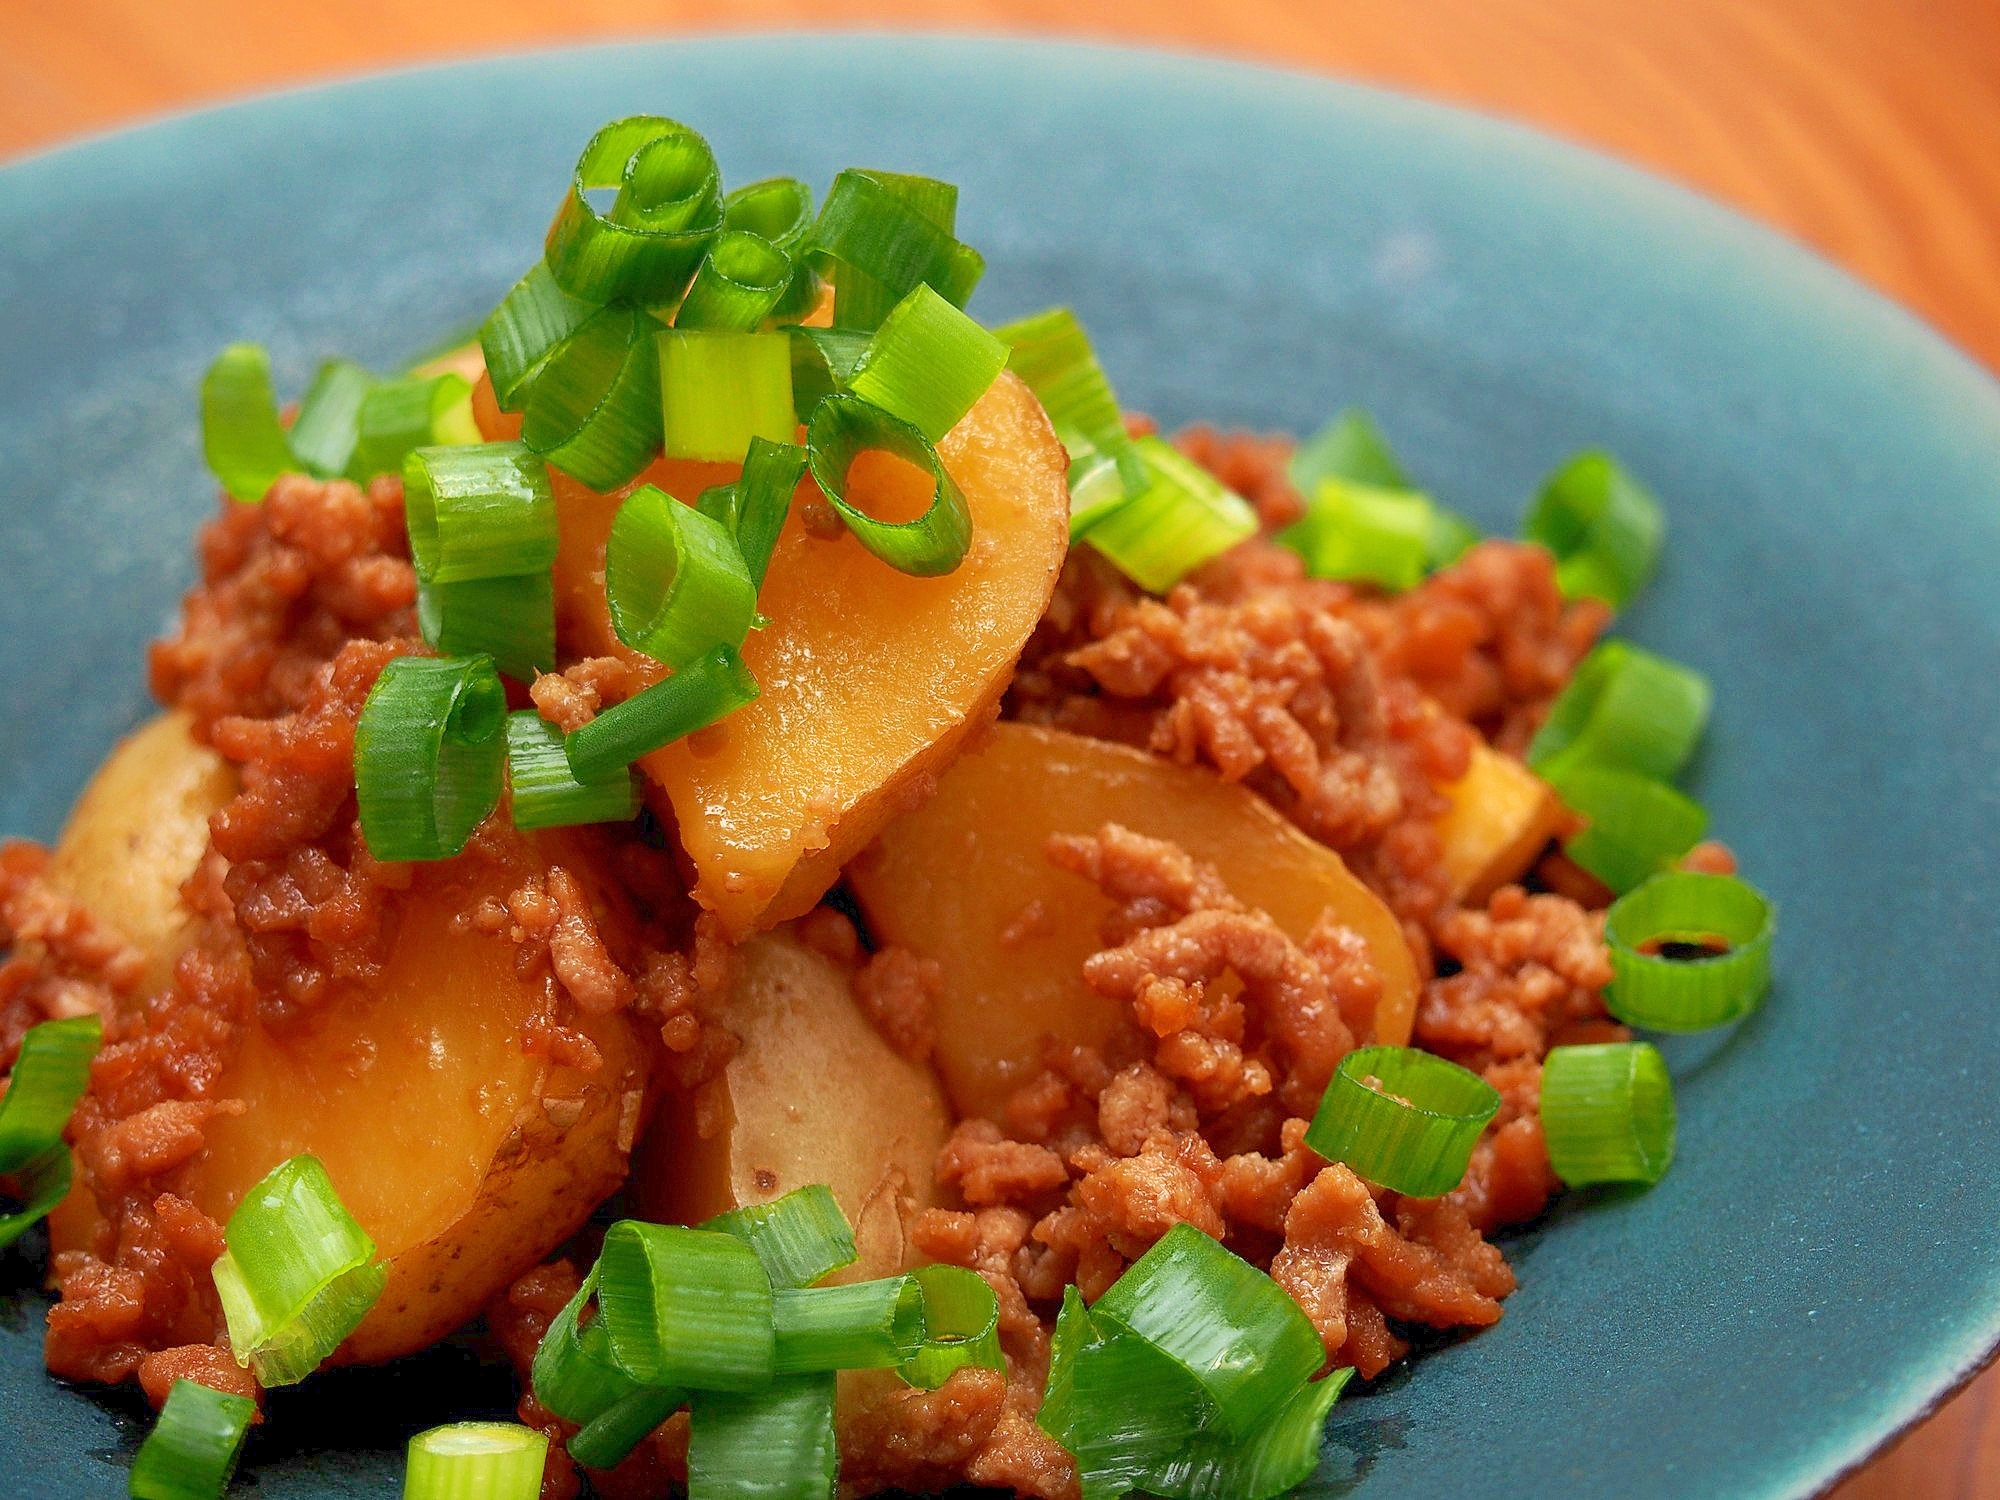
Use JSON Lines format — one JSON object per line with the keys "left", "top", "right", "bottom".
{"left": 848, "top": 723, "right": 1421, "bottom": 1120}
{"left": 1433, "top": 742, "right": 1567, "bottom": 904}
{"left": 633, "top": 926, "right": 950, "bottom": 1284}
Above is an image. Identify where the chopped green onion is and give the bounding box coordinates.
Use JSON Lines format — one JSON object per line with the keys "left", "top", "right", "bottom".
{"left": 564, "top": 644, "right": 758, "bottom": 782}
{"left": 1277, "top": 477, "right": 1434, "bottom": 591}
{"left": 723, "top": 177, "right": 820, "bottom": 321}
{"left": 1145, "top": 1368, "right": 1353, "bottom": 1500}
{"left": 354, "top": 653, "right": 507, "bottom": 862}
{"left": 1040, "top": 1287, "right": 1206, "bottom": 1500}
{"left": 402, "top": 1422, "right": 547, "bottom": 1500}
{"left": 417, "top": 572, "right": 556, "bottom": 684}
{"left": 0, "top": 1015, "right": 102, "bottom": 1250}
{"left": 288, "top": 359, "right": 374, "bottom": 479}
{"left": 697, "top": 482, "right": 742, "bottom": 534}
{"left": 677, "top": 231, "right": 796, "bottom": 332}
{"left": 1527, "top": 639, "right": 1712, "bottom": 786}
{"left": 506, "top": 711, "right": 640, "bottom": 831}
{"left": 1427, "top": 506, "right": 1482, "bottom": 569}
{"left": 771, "top": 1276, "right": 924, "bottom": 1373}
{"left": 568, "top": 1386, "right": 685, "bottom": 1471}
{"left": 805, "top": 395, "right": 972, "bottom": 576}
{"left": 1524, "top": 449, "right": 1665, "bottom": 609}
{"left": 605, "top": 484, "right": 757, "bottom": 666}
{"left": 523, "top": 304, "right": 666, "bottom": 491}
{"left": 701, "top": 1184, "right": 857, "bottom": 1290}
{"left": 544, "top": 117, "right": 722, "bottom": 305}
{"left": 481, "top": 261, "right": 597, "bottom": 413}
{"left": 532, "top": 1267, "right": 640, "bottom": 1427}
{"left": 402, "top": 442, "right": 558, "bottom": 586}
{"left": 1545, "top": 763, "right": 1706, "bottom": 895}
{"left": 593, "top": 1221, "right": 775, "bottom": 1391}
{"left": 1605, "top": 872, "right": 1775, "bottom": 1031}
{"left": 993, "top": 306, "right": 1146, "bottom": 493}
{"left": 201, "top": 343, "right": 295, "bottom": 502}
{"left": 210, "top": 1154, "right": 386, "bottom": 1386}
{"left": 846, "top": 283, "right": 1008, "bottom": 442}
{"left": 1065, "top": 449, "right": 1131, "bottom": 540}
{"left": 659, "top": 329, "right": 796, "bottom": 462}
{"left": 1304, "top": 1044, "right": 1500, "bottom": 1198}
{"left": 687, "top": 1375, "right": 837, "bottom": 1500}
{"left": 810, "top": 169, "right": 983, "bottom": 332}
{"left": 351, "top": 374, "right": 475, "bottom": 479}
{"left": 1540, "top": 1042, "right": 1676, "bottom": 1186}
{"left": 1091, "top": 1223, "right": 1321, "bottom": 1440}
{"left": 1288, "top": 408, "right": 1409, "bottom": 494}
{"left": 128, "top": 1379, "right": 257, "bottom": 1500}
{"left": 900, "top": 1263, "right": 1005, "bottom": 1391}
{"left": 733, "top": 438, "right": 808, "bottom": 592}
{"left": 785, "top": 326, "right": 871, "bottom": 424}
{"left": 1082, "top": 436, "right": 1258, "bottom": 593}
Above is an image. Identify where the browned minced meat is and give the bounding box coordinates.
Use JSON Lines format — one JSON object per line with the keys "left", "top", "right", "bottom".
{"left": 852, "top": 946, "right": 941, "bottom": 1063}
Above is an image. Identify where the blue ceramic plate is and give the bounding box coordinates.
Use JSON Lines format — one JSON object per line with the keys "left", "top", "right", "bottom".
{"left": 4, "top": 34, "right": 1999, "bottom": 1500}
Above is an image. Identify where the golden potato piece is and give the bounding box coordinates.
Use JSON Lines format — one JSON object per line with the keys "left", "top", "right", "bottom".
{"left": 848, "top": 723, "right": 1422, "bottom": 1120}
{"left": 1433, "top": 742, "right": 1567, "bottom": 905}
{"left": 634, "top": 926, "right": 950, "bottom": 1285}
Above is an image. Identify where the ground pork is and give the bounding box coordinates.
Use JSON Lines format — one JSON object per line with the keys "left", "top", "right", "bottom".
{"left": 852, "top": 946, "right": 941, "bottom": 1063}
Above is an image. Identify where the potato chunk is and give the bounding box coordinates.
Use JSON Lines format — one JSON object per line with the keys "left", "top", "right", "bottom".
{"left": 633, "top": 926, "right": 949, "bottom": 1284}
{"left": 543, "top": 372, "right": 1070, "bottom": 939}
{"left": 848, "top": 723, "right": 1421, "bottom": 1119}
{"left": 1433, "top": 742, "right": 1567, "bottom": 904}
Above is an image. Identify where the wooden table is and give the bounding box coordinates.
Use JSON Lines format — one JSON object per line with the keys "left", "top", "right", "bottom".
{"left": 4, "top": 2, "right": 1997, "bottom": 1493}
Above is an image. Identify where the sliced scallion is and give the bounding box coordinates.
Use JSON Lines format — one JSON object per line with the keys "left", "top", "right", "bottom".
{"left": 1527, "top": 639, "right": 1712, "bottom": 786}
{"left": 805, "top": 395, "right": 972, "bottom": 576}
{"left": 1540, "top": 1042, "right": 1676, "bottom": 1186}
{"left": 353, "top": 653, "right": 507, "bottom": 862}
{"left": 1082, "top": 437, "right": 1258, "bottom": 593}
{"left": 0, "top": 1014, "right": 102, "bottom": 1250}
{"left": 723, "top": 177, "right": 820, "bottom": 320}
{"left": 544, "top": 117, "right": 722, "bottom": 306}
{"left": 1545, "top": 763, "right": 1706, "bottom": 895}
{"left": 733, "top": 438, "right": 808, "bottom": 592}
{"left": 402, "top": 442, "right": 558, "bottom": 585}
{"left": 994, "top": 306, "right": 1146, "bottom": 494}
{"left": 809, "top": 169, "right": 982, "bottom": 332}
{"left": 128, "top": 1379, "right": 257, "bottom": 1500}
{"left": 785, "top": 326, "right": 871, "bottom": 424}
{"left": 1277, "top": 476, "right": 1435, "bottom": 591}
{"left": 605, "top": 484, "right": 757, "bottom": 666}
{"left": 201, "top": 343, "right": 295, "bottom": 502}
{"left": 687, "top": 1375, "right": 837, "bottom": 1500}
{"left": 1288, "top": 408, "right": 1410, "bottom": 494}
{"left": 1524, "top": 449, "right": 1665, "bottom": 610}
{"left": 659, "top": 329, "right": 796, "bottom": 462}
{"left": 481, "top": 260, "right": 597, "bottom": 413}
{"left": 401, "top": 1422, "right": 547, "bottom": 1500}
{"left": 1146, "top": 1368, "right": 1354, "bottom": 1500}
{"left": 568, "top": 1385, "right": 685, "bottom": 1471}
{"left": 506, "top": 711, "right": 640, "bottom": 831}
{"left": 701, "top": 1184, "right": 857, "bottom": 1290}
{"left": 210, "top": 1154, "right": 386, "bottom": 1386}
{"left": 771, "top": 1276, "right": 924, "bottom": 1374}
{"left": 1040, "top": 1287, "right": 1205, "bottom": 1500}
{"left": 564, "top": 644, "right": 758, "bottom": 782}
{"left": 846, "top": 283, "right": 1008, "bottom": 442}
{"left": 351, "top": 373, "right": 475, "bottom": 479}
{"left": 900, "top": 1264, "right": 1005, "bottom": 1391}
{"left": 532, "top": 1267, "right": 639, "bottom": 1428}
{"left": 522, "top": 304, "right": 665, "bottom": 491}
{"left": 1605, "top": 871, "right": 1775, "bottom": 1031}
{"left": 593, "top": 1221, "right": 775, "bottom": 1391}
{"left": 1065, "top": 448, "right": 1131, "bottom": 540}
{"left": 1304, "top": 1044, "right": 1500, "bottom": 1198}
{"left": 288, "top": 359, "right": 374, "bottom": 479}
{"left": 677, "top": 231, "right": 795, "bottom": 332}
{"left": 417, "top": 572, "right": 556, "bottom": 685}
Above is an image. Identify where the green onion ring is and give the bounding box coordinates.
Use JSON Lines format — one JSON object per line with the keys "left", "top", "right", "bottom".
{"left": 417, "top": 572, "right": 556, "bottom": 685}
{"left": 734, "top": 437, "right": 808, "bottom": 592}
{"left": 771, "top": 1277, "right": 925, "bottom": 1374}
{"left": 402, "top": 441, "right": 558, "bottom": 585}
{"left": 676, "top": 230, "right": 796, "bottom": 332}
{"left": 564, "top": 644, "right": 759, "bottom": 783}
{"left": 808, "top": 169, "right": 983, "bottom": 332}
{"left": 1545, "top": 763, "right": 1707, "bottom": 895}
{"left": 0, "top": 1014, "right": 102, "bottom": 1251}
{"left": 785, "top": 325, "right": 872, "bottom": 424}
{"left": 658, "top": 328, "right": 795, "bottom": 463}
{"left": 353, "top": 653, "right": 507, "bottom": 862}
{"left": 200, "top": 343, "right": 295, "bottom": 502}
{"left": 593, "top": 1221, "right": 775, "bottom": 1391}
{"left": 505, "top": 711, "right": 640, "bottom": 832}
{"left": 605, "top": 483, "right": 757, "bottom": 667}
{"left": 723, "top": 176, "right": 821, "bottom": 320}
{"left": 288, "top": 358, "right": 374, "bottom": 479}
{"left": 522, "top": 304, "right": 666, "bottom": 492}
{"left": 350, "top": 373, "right": 473, "bottom": 480}
{"left": 1540, "top": 1042, "right": 1677, "bottom": 1186}
{"left": 128, "top": 1379, "right": 258, "bottom": 1500}
{"left": 544, "top": 116, "right": 722, "bottom": 305}
{"left": 1081, "top": 436, "right": 1258, "bottom": 593}
{"left": 688, "top": 1375, "right": 838, "bottom": 1500}
{"left": 1605, "top": 871, "right": 1775, "bottom": 1031}
{"left": 480, "top": 260, "right": 597, "bottom": 413}
{"left": 403, "top": 1422, "right": 548, "bottom": 1500}
{"left": 805, "top": 394, "right": 973, "bottom": 576}
{"left": 846, "top": 282, "right": 1009, "bottom": 443}
{"left": 1524, "top": 449, "right": 1666, "bottom": 610}
{"left": 899, "top": 1264, "right": 1005, "bottom": 1391}
{"left": 701, "top": 1183, "right": 858, "bottom": 1290}
{"left": 1304, "top": 1044, "right": 1501, "bottom": 1199}
{"left": 1528, "top": 638, "right": 1712, "bottom": 785}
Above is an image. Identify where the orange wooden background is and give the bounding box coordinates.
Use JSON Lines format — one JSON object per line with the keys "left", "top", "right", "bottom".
{"left": 4, "top": 1, "right": 1998, "bottom": 1493}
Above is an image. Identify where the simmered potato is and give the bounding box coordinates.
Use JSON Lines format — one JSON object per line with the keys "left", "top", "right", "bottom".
{"left": 633, "top": 926, "right": 950, "bottom": 1285}
{"left": 848, "top": 723, "right": 1421, "bottom": 1120}
{"left": 523, "top": 371, "right": 1070, "bottom": 940}
{"left": 1433, "top": 742, "right": 1567, "bottom": 904}
{"left": 44, "top": 713, "right": 653, "bottom": 1365}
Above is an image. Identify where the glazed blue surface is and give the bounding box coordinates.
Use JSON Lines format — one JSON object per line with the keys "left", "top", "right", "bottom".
{"left": 3, "top": 34, "right": 1999, "bottom": 1500}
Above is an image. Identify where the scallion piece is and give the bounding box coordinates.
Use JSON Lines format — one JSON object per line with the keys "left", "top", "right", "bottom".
{"left": 677, "top": 231, "right": 796, "bottom": 332}
{"left": 733, "top": 438, "right": 808, "bottom": 592}
{"left": 544, "top": 117, "right": 722, "bottom": 306}
{"left": 1288, "top": 408, "right": 1409, "bottom": 494}
{"left": 805, "top": 394, "right": 973, "bottom": 576}
{"left": 353, "top": 653, "right": 507, "bottom": 862}
{"left": 1091, "top": 1223, "right": 1322, "bottom": 1440}
{"left": 1545, "top": 763, "right": 1707, "bottom": 895}
{"left": 900, "top": 1263, "right": 1005, "bottom": 1391}
{"left": 417, "top": 572, "right": 556, "bottom": 685}
{"left": 593, "top": 1221, "right": 775, "bottom": 1391}
{"left": 1527, "top": 639, "right": 1712, "bottom": 786}
{"left": 1040, "top": 1287, "right": 1205, "bottom": 1500}
{"left": 701, "top": 1184, "right": 857, "bottom": 1290}
{"left": 288, "top": 359, "right": 374, "bottom": 479}
{"left": 605, "top": 483, "right": 757, "bottom": 666}
{"left": 1605, "top": 871, "right": 1775, "bottom": 1031}
{"left": 658, "top": 329, "right": 795, "bottom": 462}
{"left": 532, "top": 1267, "right": 639, "bottom": 1427}
{"left": 1146, "top": 1368, "right": 1354, "bottom": 1500}
{"left": 1524, "top": 449, "right": 1665, "bottom": 609}
{"left": 402, "top": 442, "right": 558, "bottom": 585}
{"left": 210, "top": 1154, "right": 386, "bottom": 1386}
{"left": 785, "top": 326, "right": 872, "bottom": 424}
{"left": 128, "top": 1379, "right": 256, "bottom": 1500}
{"left": 1082, "top": 436, "right": 1258, "bottom": 593}
{"left": 564, "top": 644, "right": 758, "bottom": 782}
{"left": 809, "top": 169, "right": 983, "bottom": 332}
{"left": 351, "top": 374, "right": 475, "bottom": 479}
{"left": 523, "top": 304, "right": 666, "bottom": 491}
{"left": 1304, "top": 1044, "right": 1500, "bottom": 1198}
{"left": 506, "top": 711, "right": 640, "bottom": 831}
{"left": 1277, "top": 476, "right": 1435, "bottom": 591}
{"left": 0, "top": 1014, "right": 102, "bottom": 1250}
{"left": 568, "top": 1386, "right": 686, "bottom": 1471}
{"left": 1065, "top": 449, "right": 1130, "bottom": 540}
{"left": 1540, "top": 1042, "right": 1676, "bottom": 1186}
{"left": 481, "top": 261, "right": 597, "bottom": 413}
{"left": 401, "top": 1422, "right": 547, "bottom": 1500}
{"left": 723, "top": 177, "right": 820, "bottom": 321}
{"left": 201, "top": 343, "right": 295, "bottom": 502}
{"left": 846, "top": 283, "right": 1008, "bottom": 443}
{"left": 687, "top": 1375, "right": 837, "bottom": 1500}
{"left": 993, "top": 307, "right": 1145, "bottom": 493}
{"left": 771, "top": 1276, "right": 924, "bottom": 1373}
{"left": 1427, "top": 505, "right": 1482, "bottom": 569}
